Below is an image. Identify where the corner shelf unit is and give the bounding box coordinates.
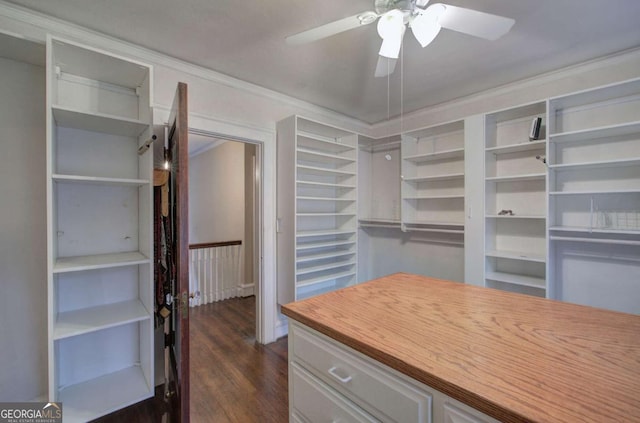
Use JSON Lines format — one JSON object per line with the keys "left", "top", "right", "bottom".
{"left": 401, "top": 120, "right": 466, "bottom": 234}
{"left": 46, "top": 37, "right": 154, "bottom": 421}
{"left": 277, "top": 116, "right": 358, "bottom": 304}
{"left": 484, "top": 102, "right": 548, "bottom": 297}
{"left": 547, "top": 78, "right": 640, "bottom": 314}
{"left": 358, "top": 135, "right": 401, "bottom": 229}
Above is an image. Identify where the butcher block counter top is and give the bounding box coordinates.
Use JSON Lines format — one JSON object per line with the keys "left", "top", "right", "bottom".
{"left": 281, "top": 273, "right": 640, "bottom": 423}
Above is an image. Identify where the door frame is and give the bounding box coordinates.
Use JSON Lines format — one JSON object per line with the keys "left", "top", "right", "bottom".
{"left": 168, "top": 110, "right": 276, "bottom": 344}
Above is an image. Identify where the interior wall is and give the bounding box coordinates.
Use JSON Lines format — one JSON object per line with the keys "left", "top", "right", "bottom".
{"left": 188, "top": 141, "right": 245, "bottom": 245}
{"left": 0, "top": 57, "right": 46, "bottom": 400}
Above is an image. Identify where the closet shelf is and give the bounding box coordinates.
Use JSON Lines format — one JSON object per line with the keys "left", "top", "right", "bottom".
{"left": 485, "top": 173, "right": 546, "bottom": 183}
{"left": 403, "top": 148, "right": 464, "bottom": 162}
{"left": 296, "top": 180, "right": 355, "bottom": 189}
{"left": 52, "top": 105, "right": 148, "bottom": 137}
{"left": 53, "top": 252, "right": 150, "bottom": 273}
{"left": 58, "top": 366, "right": 151, "bottom": 423}
{"left": 296, "top": 239, "right": 356, "bottom": 251}
{"left": 297, "top": 147, "right": 355, "bottom": 164}
{"left": 296, "top": 259, "right": 357, "bottom": 276}
{"left": 297, "top": 250, "right": 355, "bottom": 264}
{"left": 485, "top": 250, "right": 546, "bottom": 263}
{"left": 549, "top": 120, "right": 640, "bottom": 143}
{"left": 548, "top": 157, "right": 640, "bottom": 171}
{"left": 485, "top": 140, "right": 546, "bottom": 155}
{"left": 485, "top": 215, "right": 546, "bottom": 220}
{"left": 485, "top": 271, "right": 546, "bottom": 289}
{"left": 297, "top": 229, "right": 356, "bottom": 238}
{"left": 403, "top": 220, "right": 464, "bottom": 228}
{"left": 549, "top": 189, "right": 640, "bottom": 195}
{"left": 52, "top": 174, "right": 150, "bottom": 186}
{"left": 402, "top": 173, "right": 464, "bottom": 182}
{"left": 549, "top": 226, "right": 640, "bottom": 235}
{"left": 53, "top": 299, "right": 150, "bottom": 340}
{"left": 297, "top": 131, "right": 355, "bottom": 153}
{"left": 297, "top": 164, "right": 355, "bottom": 177}
{"left": 404, "top": 194, "right": 464, "bottom": 200}
{"left": 297, "top": 196, "right": 356, "bottom": 202}
{"left": 296, "top": 270, "right": 356, "bottom": 288}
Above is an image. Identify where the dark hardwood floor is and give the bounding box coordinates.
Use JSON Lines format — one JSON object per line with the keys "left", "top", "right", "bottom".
{"left": 94, "top": 296, "right": 289, "bottom": 423}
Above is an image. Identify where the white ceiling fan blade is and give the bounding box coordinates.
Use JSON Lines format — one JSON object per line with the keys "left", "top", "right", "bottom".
{"left": 374, "top": 56, "right": 397, "bottom": 77}
{"left": 286, "top": 12, "right": 377, "bottom": 45}
{"left": 437, "top": 4, "right": 515, "bottom": 41}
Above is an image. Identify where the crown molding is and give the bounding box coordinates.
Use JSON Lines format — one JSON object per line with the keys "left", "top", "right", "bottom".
{"left": 0, "top": 1, "right": 375, "bottom": 136}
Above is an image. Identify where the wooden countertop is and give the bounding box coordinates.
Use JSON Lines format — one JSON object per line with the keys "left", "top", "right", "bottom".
{"left": 281, "top": 273, "right": 640, "bottom": 423}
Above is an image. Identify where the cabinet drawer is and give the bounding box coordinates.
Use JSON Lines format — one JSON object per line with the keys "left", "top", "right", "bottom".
{"left": 291, "top": 323, "right": 432, "bottom": 423}
{"left": 291, "top": 363, "right": 377, "bottom": 423}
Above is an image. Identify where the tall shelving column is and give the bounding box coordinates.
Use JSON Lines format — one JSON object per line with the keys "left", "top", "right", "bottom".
{"left": 401, "top": 120, "right": 465, "bottom": 236}
{"left": 484, "top": 102, "right": 547, "bottom": 297}
{"left": 277, "top": 116, "right": 358, "bottom": 304}
{"left": 46, "top": 37, "right": 154, "bottom": 421}
{"left": 547, "top": 78, "right": 640, "bottom": 314}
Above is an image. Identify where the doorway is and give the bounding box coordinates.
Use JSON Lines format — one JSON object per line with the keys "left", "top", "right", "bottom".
{"left": 187, "top": 131, "right": 261, "bottom": 339}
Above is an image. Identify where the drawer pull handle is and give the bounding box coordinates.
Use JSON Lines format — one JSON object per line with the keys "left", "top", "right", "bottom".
{"left": 328, "top": 366, "right": 352, "bottom": 384}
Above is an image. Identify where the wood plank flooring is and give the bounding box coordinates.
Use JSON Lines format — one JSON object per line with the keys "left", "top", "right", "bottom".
{"left": 93, "top": 296, "right": 289, "bottom": 423}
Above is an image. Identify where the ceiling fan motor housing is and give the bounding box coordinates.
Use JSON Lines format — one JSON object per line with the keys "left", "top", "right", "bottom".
{"left": 374, "top": 0, "right": 415, "bottom": 15}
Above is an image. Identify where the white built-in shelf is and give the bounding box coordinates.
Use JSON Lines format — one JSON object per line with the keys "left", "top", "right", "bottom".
{"left": 549, "top": 189, "right": 640, "bottom": 196}
{"left": 485, "top": 271, "right": 546, "bottom": 290}
{"left": 297, "top": 212, "right": 356, "bottom": 217}
{"left": 485, "top": 250, "right": 546, "bottom": 263}
{"left": 297, "top": 229, "right": 356, "bottom": 238}
{"left": 404, "top": 220, "right": 464, "bottom": 227}
{"left": 297, "top": 148, "right": 355, "bottom": 164}
{"left": 53, "top": 299, "right": 150, "bottom": 340}
{"left": 296, "top": 180, "right": 355, "bottom": 189}
{"left": 549, "top": 120, "right": 640, "bottom": 143}
{"left": 53, "top": 252, "right": 150, "bottom": 274}
{"left": 297, "top": 250, "right": 355, "bottom": 264}
{"left": 402, "top": 173, "right": 464, "bottom": 182}
{"left": 549, "top": 226, "right": 640, "bottom": 235}
{"left": 296, "top": 239, "right": 356, "bottom": 251}
{"left": 485, "top": 214, "right": 546, "bottom": 220}
{"left": 403, "top": 148, "right": 465, "bottom": 163}
{"left": 296, "top": 270, "right": 356, "bottom": 288}
{"left": 404, "top": 194, "right": 465, "bottom": 200}
{"left": 297, "top": 164, "right": 355, "bottom": 177}
{"left": 52, "top": 105, "right": 148, "bottom": 137}
{"left": 485, "top": 173, "right": 546, "bottom": 183}
{"left": 297, "top": 131, "right": 355, "bottom": 153}
{"left": 298, "top": 196, "right": 355, "bottom": 202}
{"left": 52, "top": 174, "right": 149, "bottom": 186}
{"left": 485, "top": 140, "right": 546, "bottom": 154}
{"left": 548, "top": 158, "right": 640, "bottom": 171}
{"left": 58, "top": 365, "right": 151, "bottom": 423}
{"left": 296, "top": 260, "right": 357, "bottom": 276}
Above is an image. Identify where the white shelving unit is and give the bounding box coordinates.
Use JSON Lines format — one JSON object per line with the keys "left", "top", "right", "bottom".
{"left": 277, "top": 116, "right": 358, "bottom": 304}
{"left": 547, "top": 78, "right": 640, "bottom": 314}
{"left": 46, "top": 37, "right": 154, "bottom": 421}
{"left": 401, "top": 120, "right": 465, "bottom": 234}
{"left": 484, "top": 102, "right": 547, "bottom": 297}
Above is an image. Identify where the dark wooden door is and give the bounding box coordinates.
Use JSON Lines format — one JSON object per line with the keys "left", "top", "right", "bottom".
{"left": 167, "top": 82, "right": 189, "bottom": 423}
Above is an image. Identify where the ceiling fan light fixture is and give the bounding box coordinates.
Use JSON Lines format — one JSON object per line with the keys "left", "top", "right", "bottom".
{"left": 411, "top": 3, "right": 446, "bottom": 47}
{"left": 377, "top": 9, "right": 405, "bottom": 58}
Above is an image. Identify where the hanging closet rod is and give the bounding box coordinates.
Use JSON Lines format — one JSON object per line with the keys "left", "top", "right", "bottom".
{"left": 406, "top": 227, "right": 465, "bottom": 235}
{"left": 550, "top": 235, "right": 640, "bottom": 246}
{"left": 359, "top": 223, "right": 400, "bottom": 229}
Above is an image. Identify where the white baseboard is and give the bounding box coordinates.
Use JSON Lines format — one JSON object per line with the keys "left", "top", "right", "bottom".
{"left": 239, "top": 283, "right": 255, "bottom": 297}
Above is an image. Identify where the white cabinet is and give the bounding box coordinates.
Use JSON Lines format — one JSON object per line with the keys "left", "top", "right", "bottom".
{"left": 276, "top": 116, "right": 358, "bottom": 304}
{"left": 46, "top": 37, "right": 154, "bottom": 421}
{"left": 483, "top": 102, "right": 547, "bottom": 297}
{"left": 547, "top": 78, "right": 640, "bottom": 314}
{"left": 401, "top": 121, "right": 465, "bottom": 235}
{"left": 289, "top": 321, "right": 499, "bottom": 423}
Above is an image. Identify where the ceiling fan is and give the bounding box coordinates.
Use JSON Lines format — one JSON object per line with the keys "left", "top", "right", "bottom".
{"left": 286, "top": 0, "right": 515, "bottom": 77}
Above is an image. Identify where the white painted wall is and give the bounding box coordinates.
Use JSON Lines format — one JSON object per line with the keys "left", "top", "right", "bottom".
{"left": 189, "top": 141, "right": 245, "bottom": 245}
{"left": 0, "top": 57, "right": 46, "bottom": 401}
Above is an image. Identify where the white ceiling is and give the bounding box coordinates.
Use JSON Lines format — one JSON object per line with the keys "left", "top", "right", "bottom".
{"left": 5, "top": 0, "right": 640, "bottom": 124}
